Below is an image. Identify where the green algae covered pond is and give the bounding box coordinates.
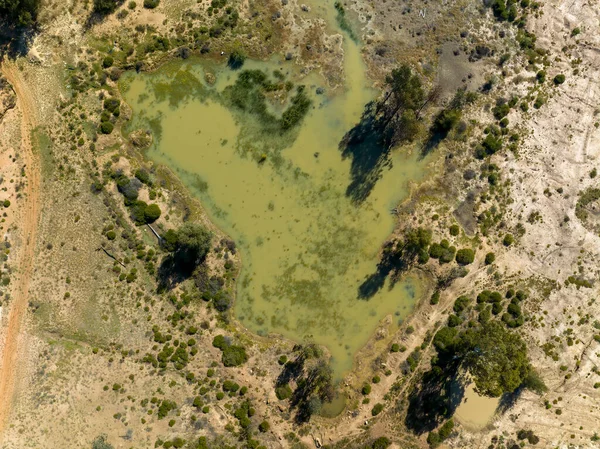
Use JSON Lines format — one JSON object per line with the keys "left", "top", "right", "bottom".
{"left": 120, "top": 34, "right": 428, "bottom": 375}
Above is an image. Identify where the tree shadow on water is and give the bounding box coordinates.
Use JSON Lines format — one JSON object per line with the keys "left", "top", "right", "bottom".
{"left": 339, "top": 101, "right": 394, "bottom": 205}
{"left": 405, "top": 364, "right": 465, "bottom": 434}
{"left": 358, "top": 240, "right": 408, "bottom": 300}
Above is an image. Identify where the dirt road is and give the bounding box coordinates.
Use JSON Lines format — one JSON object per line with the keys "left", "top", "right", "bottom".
{"left": 0, "top": 62, "right": 41, "bottom": 439}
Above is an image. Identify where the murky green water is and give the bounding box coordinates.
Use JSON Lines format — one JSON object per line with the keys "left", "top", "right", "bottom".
{"left": 121, "top": 24, "right": 427, "bottom": 375}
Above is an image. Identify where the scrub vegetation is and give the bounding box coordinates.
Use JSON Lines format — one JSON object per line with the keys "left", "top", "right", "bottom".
{"left": 0, "top": 0, "right": 598, "bottom": 447}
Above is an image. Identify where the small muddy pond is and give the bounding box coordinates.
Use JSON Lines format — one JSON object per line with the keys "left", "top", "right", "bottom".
{"left": 454, "top": 383, "right": 499, "bottom": 430}
{"left": 121, "top": 25, "right": 428, "bottom": 375}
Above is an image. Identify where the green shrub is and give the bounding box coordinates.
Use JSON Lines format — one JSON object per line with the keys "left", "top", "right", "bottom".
{"left": 362, "top": 384, "right": 371, "bottom": 395}
{"left": 553, "top": 74, "right": 565, "bottom": 85}
{"left": 371, "top": 437, "right": 391, "bottom": 449}
{"left": 430, "top": 291, "right": 440, "bottom": 305}
{"left": 371, "top": 403, "right": 384, "bottom": 416}
{"left": 439, "top": 246, "right": 456, "bottom": 264}
{"left": 143, "top": 0, "right": 159, "bottom": 8}
{"left": 144, "top": 203, "right": 161, "bottom": 223}
{"left": 128, "top": 1, "right": 136, "bottom": 8}
{"left": 536, "top": 70, "right": 546, "bottom": 83}
{"left": 134, "top": 168, "right": 152, "bottom": 185}
{"left": 106, "top": 230, "right": 116, "bottom": 240}
{"left": 258, "top": 420, "right": 270, "bottom": 432}
{"left": 427, "top": 431, "right": 441, "bottom": 447}
{"left": 455, "top": 248, "right": 475, "bottom": 265}
{"left": 534, "top": 96, "right": 546, "bottom": 109}
{"left": 212, "top": 335, "right": 228, "bottom": 349}
{"left": 482, "top": 133, "right": 502, "bottom": 155}
{"left": 99, "top": 121, "right": 114, "bottom": 134}
{"left": 275, "top": 384, "right": 292, "bottom": 400}
{"left": 222, "top": 380, "right": 240, "bottom": 392}
{"left": 485, "top": 252, "right": 496, "bottom": 264}
{"left": 453, "top": 295, "right": 471, "bottom": 313}
{"left": 390, "top": 343, "right": 400, "bottom": 352}
{"left": 493, "top": 103, "right": 510, "bottom": 119}
{"left": 3, "top": 200, "right": 10, "bottom": 208}
{"left": 428, "top": 243, "right": 443, "bottom": 259}
{"left": 503, "top": 234, "right": 514, "bottom": 246}
{"left": 449, "top": 224, "right": 460, "bottom": 236}
{"left": 222, "top": 345, "right": 248, "bottom": 367}
{"left": 93, "top": 0, "right": 118, "bottom": 14}
{"left": 438, "top": 419, "right": 454, "bottom": 440}
{"left": 102, "top": 56, "right": 114, "bottom": 68}
{"left": 448, "top": 314, "right": 462, "bottom": 327}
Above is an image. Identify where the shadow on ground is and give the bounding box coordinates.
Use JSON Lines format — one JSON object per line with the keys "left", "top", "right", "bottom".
{"left": 0, "top": 24, "right": 36, "bottom": 59}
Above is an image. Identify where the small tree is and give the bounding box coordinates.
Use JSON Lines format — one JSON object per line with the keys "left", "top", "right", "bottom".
{"left": 455, "top": 248, "right": 475, "bottom": 265}
{"left": 228, "top": 49, "right": 246, "bottom": 69}
{"left": 163, "top": 223, "right": 213, "bottom": 265}
{"left": 144, "top": 204, "right": 161, "bottom": 223}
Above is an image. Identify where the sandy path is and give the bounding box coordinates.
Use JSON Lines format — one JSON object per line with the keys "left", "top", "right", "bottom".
{"left": 0, "top": 61, "right": 41, "bottom": 439}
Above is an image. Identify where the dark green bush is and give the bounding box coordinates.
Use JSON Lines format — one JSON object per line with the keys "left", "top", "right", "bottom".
{"left": 553, "top": 74, "right": 565, "bottom": 85}
{"left": 143, "top": 0, "right": 159, "bottom": 8}
{"left": 93, "top": 0, "right": 118, "bottom": 14}
{"left": 102, "top": 56, "right": 114, "bottom": 68}
{"left": 222, "top": 380, "right": 240, "bottom": 392}
{"left": 485, "top": 252, "right": 496, "bottom": 264}
{"left": 449, "top": 224, "right": 460, "bottom": 236}
{"left": 503, "top": 234, "right": 514, "bottom": 246}
{"left": 448, "top": 314, "right": 462, "bottom": 327}
{"left": 143, "top": 203, "right": 161, "bottom": 223}
{"left": 212, "top": 335, "right": 228, "bottom": 350}
{"left": 99, "top": 121, "right": 114, "bottom": 134}
{"left": 455, "top": 248, "right": 475, "bottom": 265}
{"left": 453, "top": 295, "right": 471, "bottom": 313}
{"left": 536, "top": 70, "right": 546, "bottom": 83}
{"left": 371, "top": 403, "right": 384, "bottom": 416}
{"left": 258, "top": 420, "right": 270, "bottom": 432}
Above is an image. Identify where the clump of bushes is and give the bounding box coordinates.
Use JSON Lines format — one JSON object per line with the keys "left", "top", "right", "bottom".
{"left": 99, "top": 98, "right": 120, "bottom": 135}
{"left": 212, "top": 335, "right": 248, "bottom": 367}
